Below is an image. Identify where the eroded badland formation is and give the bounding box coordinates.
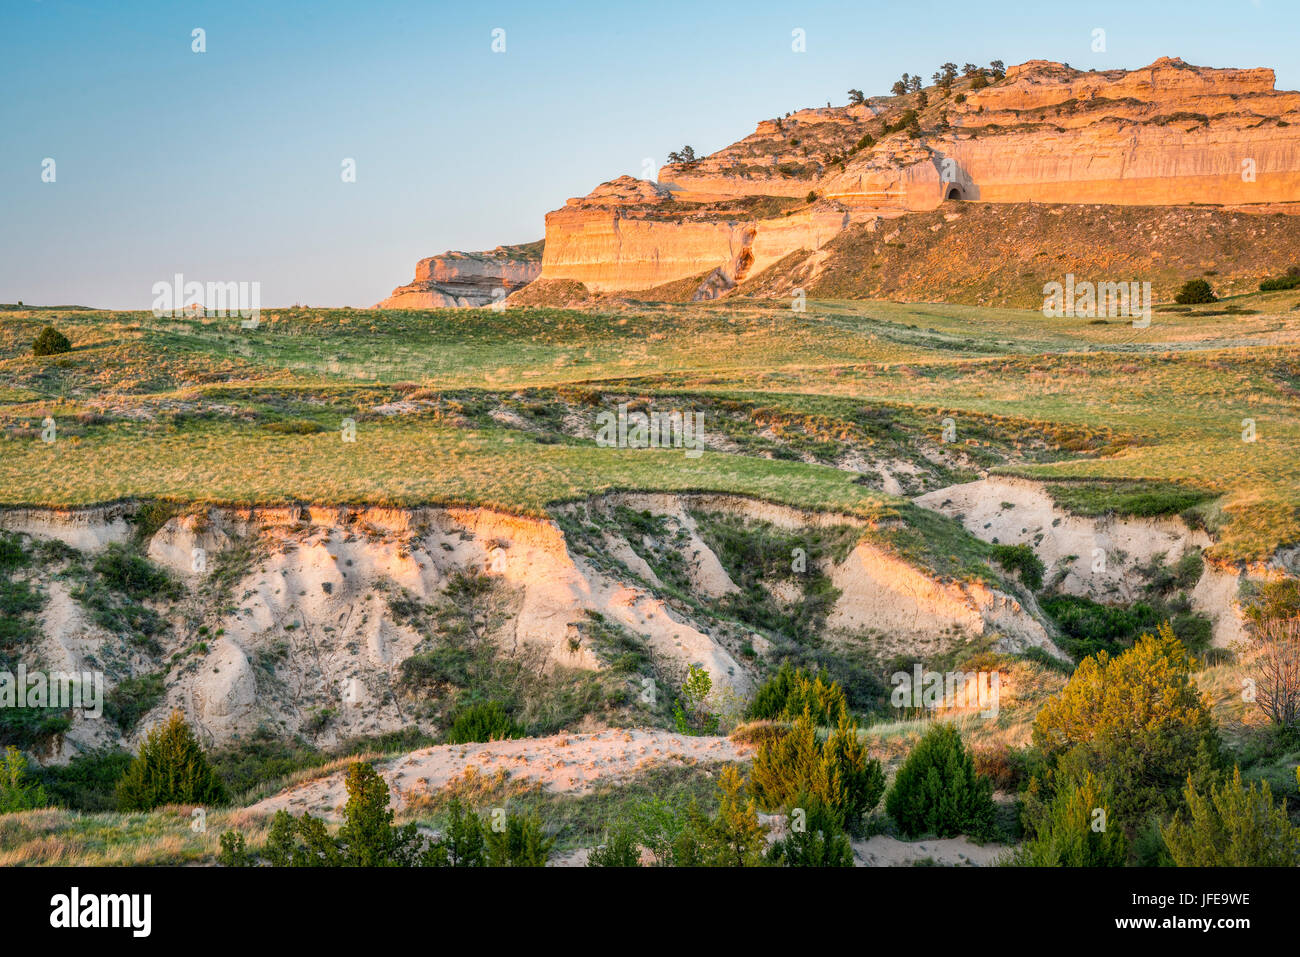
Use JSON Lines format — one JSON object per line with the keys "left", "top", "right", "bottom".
{"left": 381, "top": 57, "right": 1300, "bottom": 308}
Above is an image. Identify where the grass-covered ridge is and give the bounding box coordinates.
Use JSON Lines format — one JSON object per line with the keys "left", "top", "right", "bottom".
{"left": 1, "top": 291, "right": 1298, "bottom": 560}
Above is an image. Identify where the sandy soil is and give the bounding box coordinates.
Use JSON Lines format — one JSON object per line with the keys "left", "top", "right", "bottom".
{"left": 551, "top": 829, "right": 1012, "bottom": 868}
{"left": 851, "top": 834, "right": 1009, "bottom": 866}
{"left": 249, "top": 729, "right": 749, "bottom": 820}
{"left": 915, "top": 475, "right": 1249, "bottom": 646}
{"left": 915, "top": 475, "right": 1211, "bottom": 602}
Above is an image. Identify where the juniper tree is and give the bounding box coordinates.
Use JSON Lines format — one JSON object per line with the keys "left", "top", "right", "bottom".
{"left": 750, "top": 708, "right": 884, "bottom": 836}
{"left": 1031, "top": 624, "right": 1223, "bottom": 825}
{"left": 115, "top": 711, "right": 227, "bottom": 811}
{"left": 1162, "top": 767, "right": 1300, "bottom": 866}
{"left": 1013, "top": 771, "right": 1129, "bottom": 866}
{"left": 885, "top": 722, "right": 994, "bottom": 839}
{"left": 0, "top": 746, "right": 48, "bottom": 813}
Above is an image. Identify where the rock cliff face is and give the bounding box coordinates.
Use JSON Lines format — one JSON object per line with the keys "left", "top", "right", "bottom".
{"left": 536, "top": 57, "right": 1300, "bottom": 296}
{"left": 915, "top": 57, "right": 1300, "bottom": 208}
{"left": 376, "top": 240, "right": 543, "bottom": 308}
{"left": 540, "top": 175, "right": 860, "bottom": 294}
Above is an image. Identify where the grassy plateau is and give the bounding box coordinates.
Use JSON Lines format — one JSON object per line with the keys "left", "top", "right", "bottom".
{"left": 2, "top": 290, "right": 1298, "bottom": 561}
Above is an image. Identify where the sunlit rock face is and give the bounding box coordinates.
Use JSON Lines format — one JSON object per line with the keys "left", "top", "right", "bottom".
{"left": 376, "top": 240, "right": 543, "bottom": 308}
{"left": 539, "top": 175, "right": 861, "bottom": 294}
{"left": 536, "top": 58, "right": 1300, "bottom": 296}
{"left": 921, "top": 57, "right": 1300, "bottom": 208}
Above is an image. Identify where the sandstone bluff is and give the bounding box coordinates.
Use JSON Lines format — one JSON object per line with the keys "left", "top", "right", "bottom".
{"left": 377, "top": 58, "right": 1300, "bottom": 307}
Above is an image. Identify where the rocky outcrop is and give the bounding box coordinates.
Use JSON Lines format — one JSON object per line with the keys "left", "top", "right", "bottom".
{"left": 376, "top": 240, "right": 543, "bottom": 308}
{"left": 535, "top": 58, "right": 1300, "bottom": 295}
{"left": 656, "top": 104, "right": 883, "bottom": 203}
{"left": 540, "top": 175, "right": 858, "bottom": 294}
{"left": 826, "top": 57, "right": 1300, "bottom": 211}
{"left": 973, "top": 57, "right": 1286, "bottom": 114}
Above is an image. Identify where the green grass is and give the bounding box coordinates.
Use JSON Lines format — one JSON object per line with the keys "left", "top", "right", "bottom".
{"left": 402, "top": 761, "right": 728, "bottom": 854}
{"left": 0, "top": 417, "right": 904, "bottom": 533}
{"left": 35, "top": 751, "right": 135, "bottom": 812}
{"left": 1, "top": 294, "right": 1298, "bottom": 561}
{"left": 0, "top": 760, "right": 727, "bottom": 864}
{"left": 1042, "top": 480, "right": 1216, "bottom": 518}
{"left": 689, "top": 510, "right": 857, "bottom": 641}
{"left": 0, "top": 805, "right": 225, "bottom": 866}
{"left": 103, "top": 672, "right": 167, "bottom": 733}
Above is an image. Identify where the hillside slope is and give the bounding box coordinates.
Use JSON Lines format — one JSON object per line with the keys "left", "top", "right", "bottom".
{"left": 742, "top": 201, "right": 1300, "bottom": 307}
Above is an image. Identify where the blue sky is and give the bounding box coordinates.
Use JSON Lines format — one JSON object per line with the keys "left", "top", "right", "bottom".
{"left": 1, "top": 0, "right": 1294, "bottom": 308}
